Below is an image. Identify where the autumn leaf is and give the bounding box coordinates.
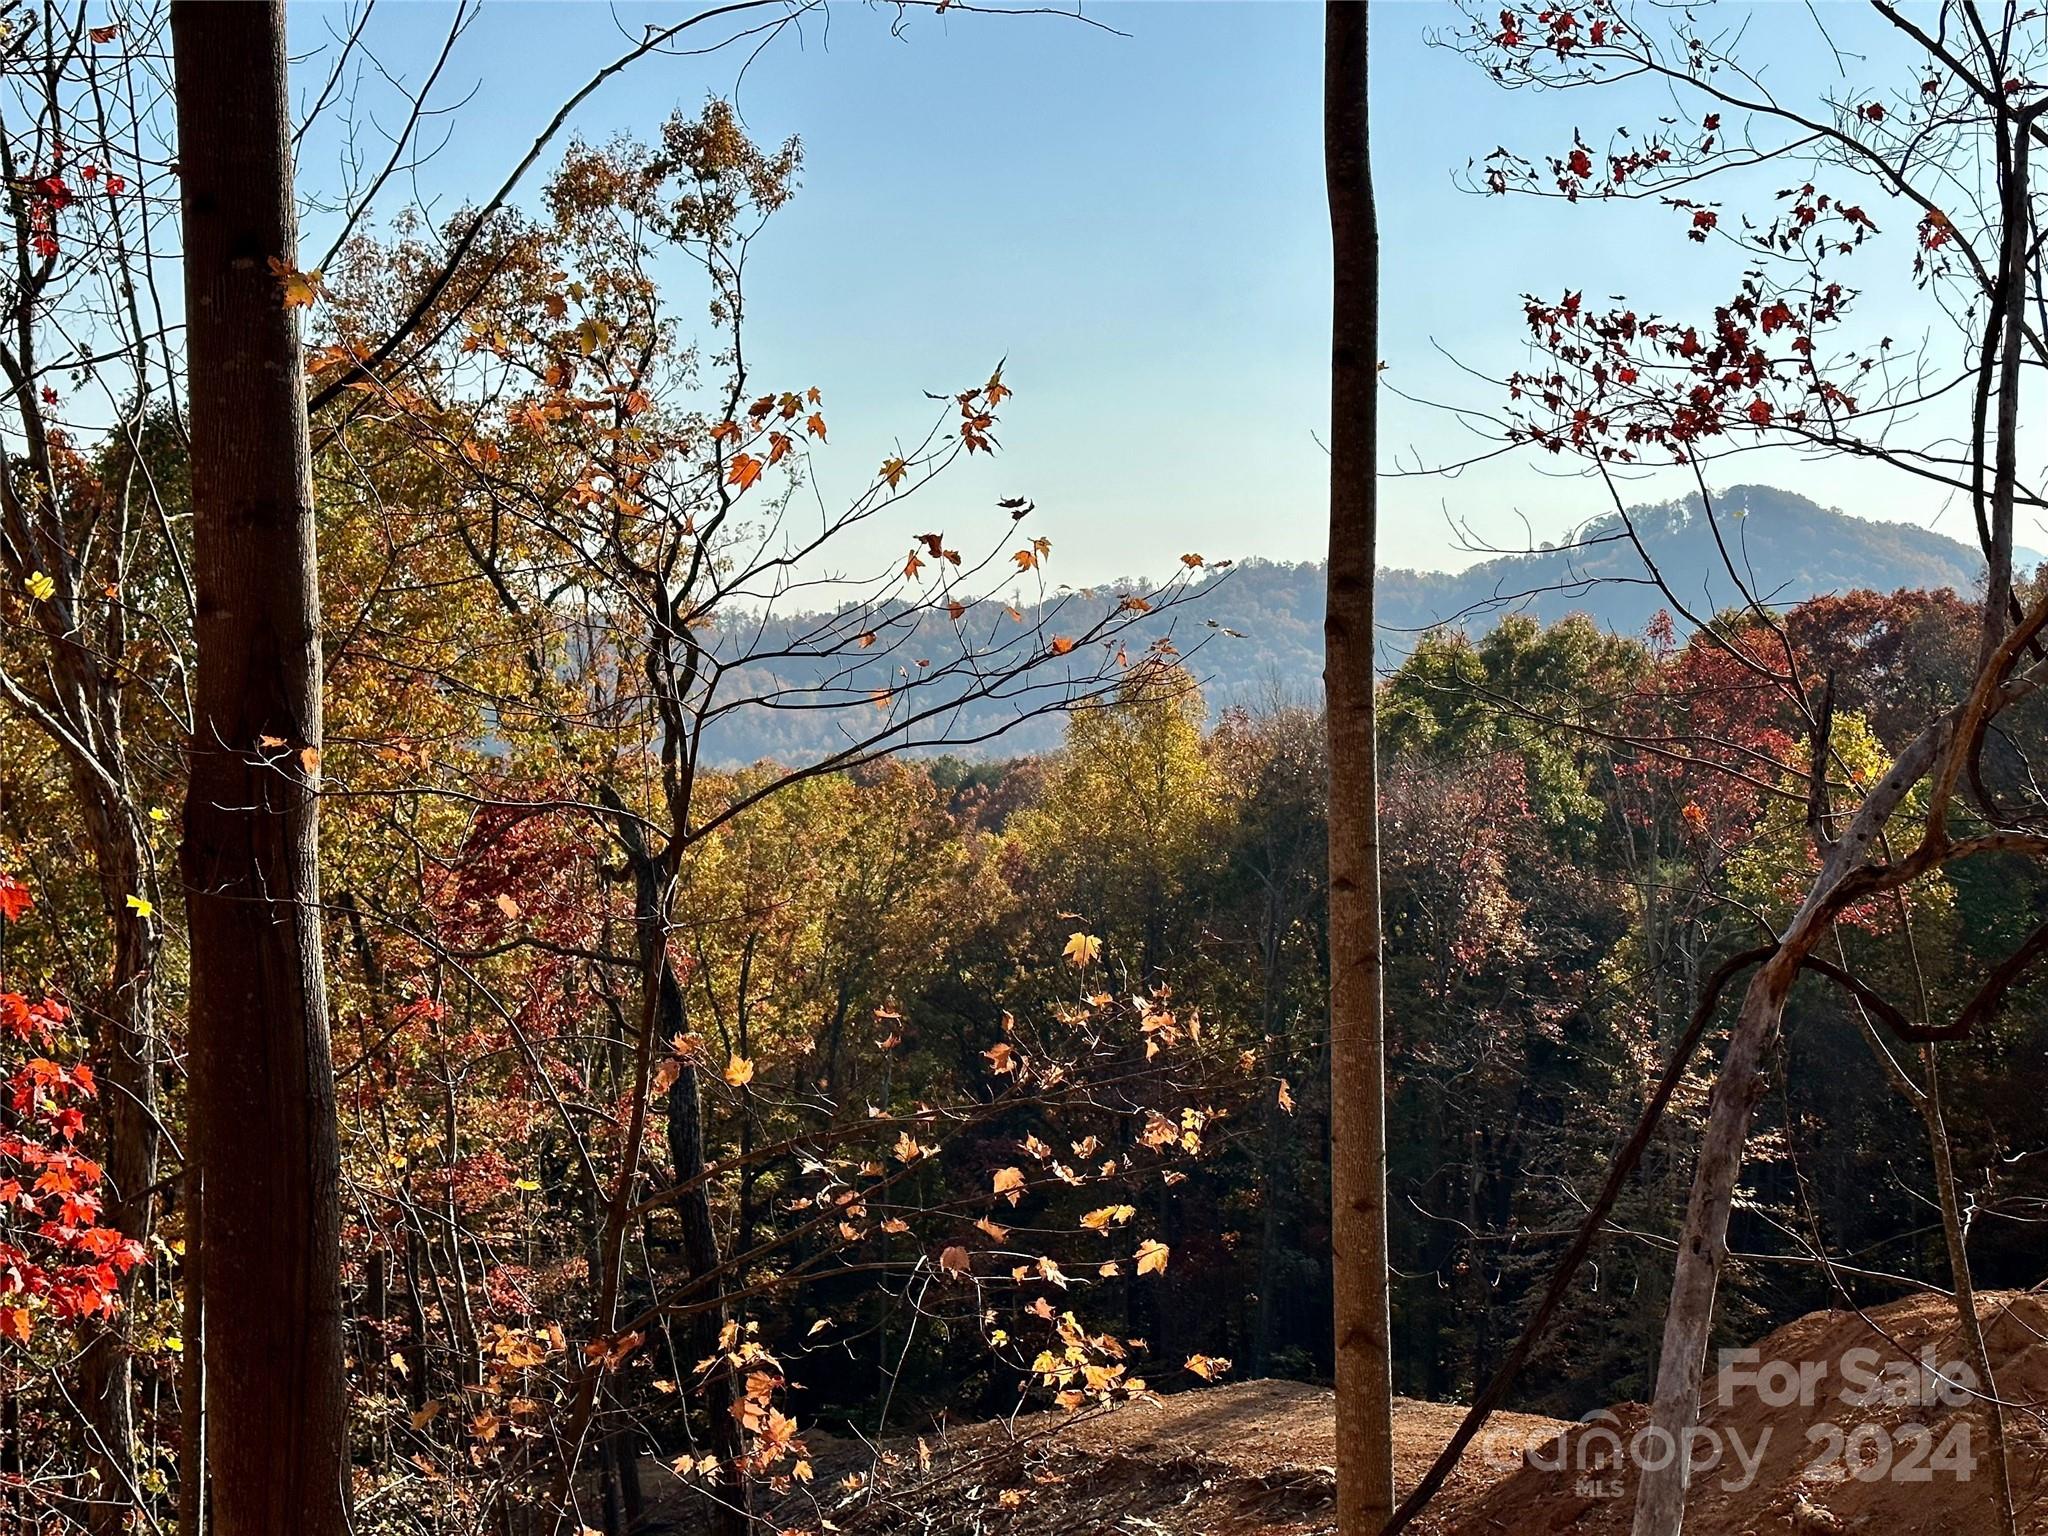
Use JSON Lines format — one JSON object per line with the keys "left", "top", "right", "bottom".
{"left": 268, "top": 256, "right": 326, "bottom": 309}
{"left": 939, "top": 1244, "right": 972, "bottom": 1276}
{"left": 724, "top": 1056, "right": 755, "bottom": 1088}
{"left": 22, "top": 571, "right": 53, "bottom": 602}
{"left": 1180, "top": 553, "right": 1204, "bottom": 567}
{"left": 125, "top": 894, "right": 153, "bottom": 920}
{"left": 1184, "top": 1353, "right": 1230, "bottom": 1381}
{"left": 1277, "top": 1078, "right": 1295, "bottom": 1113}
{"left": 1048, "top": 636, "right": 1076, "bottom": 656}
{"left": 493, "top": 892, "right": 521, "bottom": 920}
{"left": 1135, "top": 1239, "right": 1170, "bottom": 1276}
{"left": 727, "top": 453, "right": 764, "bottom": 490}
{"left": 1062, "top": 932, "right": 1101, "bottom": 969}
{"left": 880, "top": 457, "right": 908, "bottom": 490}
{"left": 991, "top": 1166, "right": 1026, "bottom": 1205}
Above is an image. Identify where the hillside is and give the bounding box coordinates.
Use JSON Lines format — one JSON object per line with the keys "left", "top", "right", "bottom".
{"left": 702, "top": 486, "right": 2005, "bottom": 764}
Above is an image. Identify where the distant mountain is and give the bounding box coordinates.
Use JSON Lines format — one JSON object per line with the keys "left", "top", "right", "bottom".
{"left": 700, "top": 486, "right": 2007, "bottom": 764}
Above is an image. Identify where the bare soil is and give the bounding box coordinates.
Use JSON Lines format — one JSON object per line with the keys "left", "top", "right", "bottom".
{"left": 642, "top": 1289, "right": 2048, "bottom": 1535}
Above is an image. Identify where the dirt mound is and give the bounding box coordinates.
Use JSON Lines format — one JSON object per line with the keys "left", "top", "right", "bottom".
{"left": 1458, "top": 1289, "right": 2048, "bottom": 1534}
{"left": 646, "top": 1291, "right": 2047, "bottom": 1534}
{"left": 756, "top": 1379, "right": 1566, "bottom": 1536}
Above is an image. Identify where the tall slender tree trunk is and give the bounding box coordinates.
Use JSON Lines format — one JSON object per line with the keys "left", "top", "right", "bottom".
{"left": 1324, "top": 4, "right": 1395, "bottom": 1530}
{"left": 172, "top": 5, "right": 349, "bottom": 1533}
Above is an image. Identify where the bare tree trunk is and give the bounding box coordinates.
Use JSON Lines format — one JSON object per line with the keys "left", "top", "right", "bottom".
{"left": 1855, "top": 1013, "right": 2021, "bottom": 1536}
{"left": 1323, "top": 4, "right": 1394, "bottom": 1530}
{"left": 172, "top": 5, "right": 349, "bottom": 1534}
{"left": 1919, "top": 1047, "right": 2016, "bottom": 1536}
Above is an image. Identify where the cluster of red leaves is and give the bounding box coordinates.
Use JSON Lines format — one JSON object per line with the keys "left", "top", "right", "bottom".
{"left": 1491, "top": 3, "right": 1624, "bottom": 58}
{"left": 0, "top": 878, "right": 146, "bottom": 1343}
{"left": 1509, "top": 271, "right": 1866, "bottom": 461}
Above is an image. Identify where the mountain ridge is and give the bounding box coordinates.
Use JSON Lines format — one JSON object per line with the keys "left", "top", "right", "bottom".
{"left": 702, "top": 486, "right": 2015, "bottom": 763}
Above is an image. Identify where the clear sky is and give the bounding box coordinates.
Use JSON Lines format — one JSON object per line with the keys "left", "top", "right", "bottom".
{"left": 290, "top": 1, "right": 2022, "bottom": 589}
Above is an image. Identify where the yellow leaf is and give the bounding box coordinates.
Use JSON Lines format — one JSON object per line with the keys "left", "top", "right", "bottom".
{"left": 125, "top": 894, "right": 153, "bottom": 919}
{"left": 1185, "top": 1353, "right": 1230, "bottom": 1381}
{"left": 724, "top": 1055, "right": 755, "bottom": 1088}
{"left": 880, "top": 457, "right": 908, "bottom": 489}
{"left": 991, "top": 1166, "right": 1026, "bottom": 1205}
{"left": 1062, "top": 932, "right": 1101, "bottom": 969}
{"left": 268, "top": 256, "right": 326, "bottom": 309}
{"left": 23, "top": 570, "right": 53, "bottom": 601}
{"left": 1135, "top": 1239, "right": 1170, "bottom": 1276}
{"left": 1277, "top": 1078, "right": 1296, "bottom": 1113}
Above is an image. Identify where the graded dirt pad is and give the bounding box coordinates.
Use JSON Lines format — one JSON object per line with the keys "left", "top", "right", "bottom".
{"left": 753, "top": 1379, "right": 1568, "bottom": 1536}
{"left": 677, "top": 1290, "right": 2048, "bottom": 1535}
{"left": 1458, "top": 1289, "right": 2048, "bottom": 1535}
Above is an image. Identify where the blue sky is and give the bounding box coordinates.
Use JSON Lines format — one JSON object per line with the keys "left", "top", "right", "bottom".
{"left": 291, "top": 1, "right": 2014, "bottom": 588}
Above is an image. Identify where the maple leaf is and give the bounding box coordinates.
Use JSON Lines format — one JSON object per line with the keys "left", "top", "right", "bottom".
{"left": 1048, "top": 636, "right": 1076, "bottom": 656}
{"left": 880, "top": 457, "right": 908, "bottom": 489}
{"left": 1179, "top": 553, "right": 1204, "bottom": 568}
{"left": 727, "top": 453, "right": 764, "bottom": 490}
{"left": 1062, "top": 932, "right": 1101, "bottom": 969}
{"left": 724, "top": 1056, "right": 755, "bottom": 1088}
{"left": 1135, "top": 1239, "right": 1170, "bottom": 1276}
{"left": 1277, "top": 1078, "right": 1296, "bottom": 1113}
{"left": 1184, "top": 1353, "right": 1230, "bottom": 1381}
{"left": 992, "top": 1166, "right": 1026, "bottom": 1205}
{"left": 267, "top": 257, "right": 326, "bottom": 309}
{"left": 1079, "top": 1204, "right": 1135, "bottom": 1233}
{"left": 806, "top": 412, "right": 827, "bottom": 440}
{"left": 23, "top": 571, "right": 53, "bottom": 602}
{"left": 939, "top": 1244, "right": 972, "bottom": 1277}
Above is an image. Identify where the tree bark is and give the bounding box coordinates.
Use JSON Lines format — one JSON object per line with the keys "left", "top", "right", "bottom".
{"left": 1323, "top": 4, "right": 1395, "bottom": 1530}
{"left": 172, "top": 5, "right": 349, "bottom": 1533}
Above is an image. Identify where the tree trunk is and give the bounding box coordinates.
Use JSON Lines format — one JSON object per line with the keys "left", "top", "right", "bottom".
{"left": 172, "top": 5, "right": 349, "bottom": 1534}
{"left": 1323, "top": 4, "right": 1395, "bottom": 1530}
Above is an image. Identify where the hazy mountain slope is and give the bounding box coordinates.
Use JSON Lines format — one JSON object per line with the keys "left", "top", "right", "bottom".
{"left": 700, "top": 486, "right": 2002, "bottom": 764}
